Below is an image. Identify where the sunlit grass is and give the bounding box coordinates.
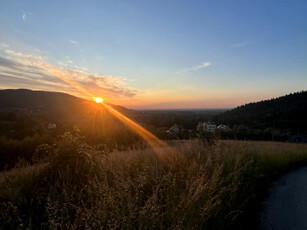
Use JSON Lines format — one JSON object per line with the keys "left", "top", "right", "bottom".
{"left": 1, "top": 136, "right": 307, "bottom": 229}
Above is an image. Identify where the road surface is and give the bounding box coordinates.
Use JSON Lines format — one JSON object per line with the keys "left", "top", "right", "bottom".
{"left": 260, "top": 167, "right": 307, "bottom": 230}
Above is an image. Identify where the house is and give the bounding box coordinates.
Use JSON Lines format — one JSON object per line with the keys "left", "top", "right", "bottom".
{"left": 47, "top": 123, "right": 56, "bottom": 129}
{"left": 217, "top": 124, "right": 229, "bottom": 131}
{"left": 166, "top": 124, "right": 183, "bottom": 137}
{"left": 197, "top": 122, "right": 217, "bottom": 132}
{"left": 205, "top": 123, "right": 216, "bottom": 132}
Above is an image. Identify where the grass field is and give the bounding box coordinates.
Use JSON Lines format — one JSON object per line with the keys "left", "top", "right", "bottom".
{"left": 1, "top": 134, "right": 307, "bottom": 229}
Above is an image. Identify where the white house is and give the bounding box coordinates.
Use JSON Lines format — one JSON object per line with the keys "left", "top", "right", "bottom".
{"left": 197, "top": 122, "right": 217, "bottom": 132}
{"left": 204, "top": 123, "right": 216, "bottom": 132}
{"left": 166, "top": 124, "right": 183, "bottom": 137}
{"left": 217, "top": 124, "right": 228, "bottom": 130}
{"left": 47, "top": 123, "right": 56, "bottom": 129}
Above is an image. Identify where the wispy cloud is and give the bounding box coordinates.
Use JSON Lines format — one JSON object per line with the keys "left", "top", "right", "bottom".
{"left": 0, "top": 43, "right": 9, "bottom": 50}
{"left": 231, "top": 41, "right": 248, "bottom": 48}
{"left": 176, "top": 62, "right": 211, "bottom": 74}
{"left": 65, "top": 56, "right": 73, "bottom": 64}
{"left": 22, "top": 13, "right": 27, "bottom": 21}
{"left": 0, "top": 48, "right": 140, "bottom": 99}
{"left": 70, "top": 40, "right": 78, "bottom": 45}
{"left": 21, "top": 12, "right": 34, "bottom": 22}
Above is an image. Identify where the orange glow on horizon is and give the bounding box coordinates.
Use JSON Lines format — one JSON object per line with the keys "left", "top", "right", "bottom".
{"left": 41, "top": 65, "right": 178, "bottom": 166}
{"left": 46, "top": 65, "right": 166, "bottom": 149}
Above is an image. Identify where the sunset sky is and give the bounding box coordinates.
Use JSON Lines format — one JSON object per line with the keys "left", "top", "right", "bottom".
{"left": 0, "top": 0, "right": 306, "bottom": 109}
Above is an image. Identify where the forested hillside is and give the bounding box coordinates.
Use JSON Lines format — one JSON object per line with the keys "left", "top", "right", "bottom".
{"left": 215, "top": 91, "right": 307, "bottom": 133}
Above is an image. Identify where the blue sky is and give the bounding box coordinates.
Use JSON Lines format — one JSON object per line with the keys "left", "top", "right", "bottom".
{"left": 0, "top": 0, "right": 306, "bottom": 109}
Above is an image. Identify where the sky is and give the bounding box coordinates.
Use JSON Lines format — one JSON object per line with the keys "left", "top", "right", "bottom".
{"left": 0, "top": 0, "right": 306, "bottom": 109}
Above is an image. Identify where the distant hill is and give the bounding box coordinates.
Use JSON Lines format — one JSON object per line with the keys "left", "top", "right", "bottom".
{"left": 0, "top": 89, "right": 89, "bottom": 120}
{"left": 0, "top": 89, "right": 83, "bottom": 108}
{"left": 0, "top": 89, "right": 144, "bottom": 145}
{"left": 215, "top": 91, "right": 307, "bottom": 132}
{"left": 0, "top": 89, "right": 132, "bottom": 120}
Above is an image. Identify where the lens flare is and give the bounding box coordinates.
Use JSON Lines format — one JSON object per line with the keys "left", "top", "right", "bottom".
{"left": 47, "top": 66, "right": 173, "bottom": 163}
{"left": 94, "top": 97, "right": 103, "bottom": 103}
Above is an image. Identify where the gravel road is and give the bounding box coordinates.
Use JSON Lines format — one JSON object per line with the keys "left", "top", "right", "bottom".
{"left": 260, "top": 167, "right": 307, "bottom": 230}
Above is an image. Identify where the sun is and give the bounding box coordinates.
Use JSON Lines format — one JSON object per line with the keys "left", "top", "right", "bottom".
{"left": 94, "top": 97, "right": 103, "bottom": 103}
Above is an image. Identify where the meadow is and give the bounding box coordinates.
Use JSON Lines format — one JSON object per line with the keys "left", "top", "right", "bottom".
{"left": 1, "top": 133, "right": 307, "bottom": 229}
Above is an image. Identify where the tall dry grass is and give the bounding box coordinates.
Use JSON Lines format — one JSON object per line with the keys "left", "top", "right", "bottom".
{"left": 1, "top": 134, "right": 307, "bottom": 229}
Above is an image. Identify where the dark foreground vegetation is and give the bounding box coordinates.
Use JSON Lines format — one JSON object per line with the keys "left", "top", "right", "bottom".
{"left": 1, "top": 134, "right": 307, "bottom": 229}
{"left": 1, "top": 89, "right": 307, "bottom": 229}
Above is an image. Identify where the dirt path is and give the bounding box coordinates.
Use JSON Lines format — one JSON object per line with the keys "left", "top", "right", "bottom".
{"left": 260, "top": 167, "right": 307, "bottom": 230}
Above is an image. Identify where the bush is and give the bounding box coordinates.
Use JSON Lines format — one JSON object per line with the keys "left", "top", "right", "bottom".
{"left": 0, "top": 135, "right": 52, "bottom": 170}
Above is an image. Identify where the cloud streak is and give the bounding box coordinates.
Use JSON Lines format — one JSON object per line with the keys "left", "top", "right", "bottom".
{"left": 176, "top": 62, "right": 211, "bottom": 74}
{"left": 0, "top": 49, "right": 140, "bottom": 99}
{"left": 70, "top": 40, "right": 78, "bottom": 45}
